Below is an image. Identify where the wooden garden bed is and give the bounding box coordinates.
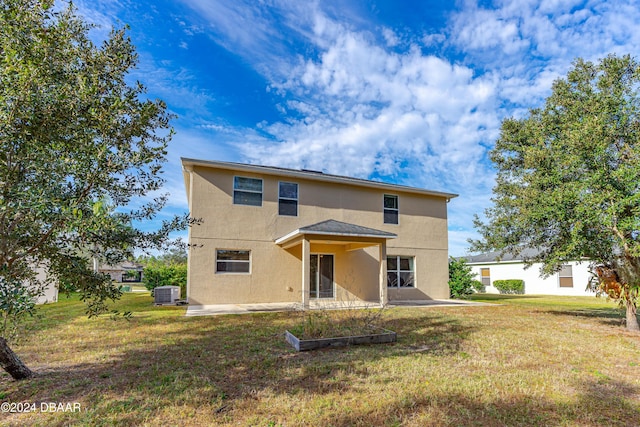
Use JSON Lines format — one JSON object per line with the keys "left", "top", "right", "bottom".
{"left": 285, "top": 328, "right": 397, "bottom": 351}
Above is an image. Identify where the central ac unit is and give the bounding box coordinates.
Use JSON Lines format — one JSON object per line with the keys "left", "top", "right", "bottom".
{"left": 154, "top": 286, "right": 181, "bottom": 304}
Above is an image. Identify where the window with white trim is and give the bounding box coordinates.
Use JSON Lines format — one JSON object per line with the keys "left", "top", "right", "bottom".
{"left": 384, "top": 194, "right": 398, "bottom": 224}
{"left": 278, "top": 182, "right": 298, "bottom": 216}
{"left": 387, "top": 256, "right": 414, "bottom": 287}
{"left": 233, "top": 176, "right": 262, "bottom": 206}
{"left": 480, "top": 268, "right": 491, "bottom": 287}
{"left": 216, "top": 250, "right": 251, "bottom": 273}
{"left": 559, "top": 265, "right": 573, "bottom": 288}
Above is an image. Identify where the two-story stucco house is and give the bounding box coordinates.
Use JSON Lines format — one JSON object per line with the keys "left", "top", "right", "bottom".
{"left": 182, "top": 158, "right": 457, "bottom": 308}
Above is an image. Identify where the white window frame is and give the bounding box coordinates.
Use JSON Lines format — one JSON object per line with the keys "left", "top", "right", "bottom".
{"left": 215, "top": 249, "right": 251, "bottom": 274}
{"left": 387, "top": 255, "right": 415, "bottom": 288}
{"left": 310, "top": 253, "right": 335, "bottom": 299}
{"left": 233, "top": 176, "right": 263, "bottom": 206}
{"left": 383, "top": 194, "right": 399, "bottom": 225}
{"left": 558, "top": 265, "right": 573, "bottom": 288}
{"left": 278, "top": 181, "right": 298, "bottom": 216}
{"left": 480, "top": 268, "right": 491, "bottom": 287}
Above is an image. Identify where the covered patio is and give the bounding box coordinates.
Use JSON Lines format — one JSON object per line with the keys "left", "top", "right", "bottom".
{"left": 275, "top": 219, "right": 397, "bottom": 309}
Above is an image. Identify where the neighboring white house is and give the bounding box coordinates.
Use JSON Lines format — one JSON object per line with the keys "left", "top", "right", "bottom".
{"left": 26, "top": 260, "right": 143, "bottom": 306}
{"left": 98, "top": 261, "right": 144, "bottom": 283}
{"left": 465, "top": 249, "right": 595, "bottom": 296}
{"left": 34, "top": 265, "right": 58, "bottom": 304}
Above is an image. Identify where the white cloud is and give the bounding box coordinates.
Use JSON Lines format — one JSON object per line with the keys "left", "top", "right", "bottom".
{"left": 450, "top": 0, "right": 640, "bottom": 72}
{"left": 129, "top": 54, "right": 218, "bottom": 117}
{"left": 240, "top": 18, "right": 498, "bottom": 198}
{"left": 422, "top": 33, "right": 446, "bottom": 47}
{"left": 451, "top": 7, "right": 529, "bottom": 55}
{"left": 381, "top": 27, "right": 399, "bottom": 47}
{"left": 179, "top": 0, "right": 320, "bottom": 79}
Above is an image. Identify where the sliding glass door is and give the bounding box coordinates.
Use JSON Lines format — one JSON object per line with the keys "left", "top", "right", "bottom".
{"left": 310, "top": 254, "right": 334, "bottom": 299}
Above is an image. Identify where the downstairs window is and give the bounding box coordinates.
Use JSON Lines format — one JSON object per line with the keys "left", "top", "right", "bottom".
{"left": 216, "top": 250, "right": 251, "bottom": 273}
{"left": 387, "top": 256, "right": 414, "bottom": 287}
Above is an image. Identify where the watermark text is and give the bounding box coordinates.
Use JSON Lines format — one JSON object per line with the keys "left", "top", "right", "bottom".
{"left": 1, "top": 401, "right": 82, "bottom": 413}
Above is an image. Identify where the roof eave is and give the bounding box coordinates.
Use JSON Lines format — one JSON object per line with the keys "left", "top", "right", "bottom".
{"left": 181, "top": 157, "right": 458, "bottom": 200}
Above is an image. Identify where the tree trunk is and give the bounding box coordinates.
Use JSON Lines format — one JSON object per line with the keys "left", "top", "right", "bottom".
{"left": 0, "top": 337, "right": 34, "bottom": 380}
{"left": 606, "top": 256, "right": 640, "bottom": 332}
{"left": 625, "top": 300, "right": 640, "bottom": 332}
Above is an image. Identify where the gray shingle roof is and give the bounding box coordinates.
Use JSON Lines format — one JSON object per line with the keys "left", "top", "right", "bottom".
{"left": 275, "top": 219, "right": 397, "bottom": 245}
{"left": 98, "top": 260, "right": 144, "bottom": 271}
{"left": 464, "top": 248, "right": 543, "bottom": 264}
{"left": 299, "top": 219, "right": 397, "bottom": 237}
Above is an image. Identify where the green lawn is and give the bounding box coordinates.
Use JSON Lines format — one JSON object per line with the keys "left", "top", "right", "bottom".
{"left": 1, "top": 293, "right": 639, "bottom": 426}
{"left": 113, "top": 282, "right": 147, "bottom": 293}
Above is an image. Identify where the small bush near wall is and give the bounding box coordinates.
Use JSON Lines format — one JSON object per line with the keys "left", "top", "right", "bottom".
{"left": 471, "top": 279, "right": 485, "bottom": 293}
{"left": 494, "top": 279, "right": 525, "bottom": 294}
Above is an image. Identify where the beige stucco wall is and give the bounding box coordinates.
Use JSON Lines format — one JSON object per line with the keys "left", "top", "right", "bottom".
{"left": 185, "top": 165, "right": 450, "bottom": 305}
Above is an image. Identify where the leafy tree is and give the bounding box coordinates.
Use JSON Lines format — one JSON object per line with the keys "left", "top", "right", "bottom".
{"left": 137, "top": 248, "right": 187, "bottom": 267}
{"left": 448, "top": 257, "right": 476, "bottom": 299}
{"left": 160, "top": 248, "right": 188, "bottom": 265}
{"left": 471, "top": 54, "right": 640, "bottom": 331}
{"left": 0, "top": 0, "right": 188, "bottom": 379}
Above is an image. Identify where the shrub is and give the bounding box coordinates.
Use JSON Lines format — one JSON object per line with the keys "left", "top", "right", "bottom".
{"left": 448, "top": 257, "right": 477, "bottom": 299}
{"left": 142, "top": 264, "right": 187, "bottom": 298}
{"left": 471, "top": 279, "right": 485, "bottom": 293}
{"left": 493, "top": 279, "right": 525, "bottom": 294}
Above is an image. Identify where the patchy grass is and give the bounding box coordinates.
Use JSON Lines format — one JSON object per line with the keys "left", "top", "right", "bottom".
{"left": 1, "top": 293, "right": 639, "bottom": 426}
{"left": 469, "top": 293, "right": 618, "bottom": 308}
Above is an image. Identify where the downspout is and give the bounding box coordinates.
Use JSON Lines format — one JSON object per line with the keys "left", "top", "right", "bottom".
{"left": 184, "top": 165, "right": 195, "bottom": 303}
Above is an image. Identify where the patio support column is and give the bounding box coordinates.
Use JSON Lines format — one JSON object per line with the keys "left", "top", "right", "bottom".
{"left": 301, "top": 238, "right": 311, "bottom": 309}
{"left": 379, "top": 242, "right": 388, "bottom": 307}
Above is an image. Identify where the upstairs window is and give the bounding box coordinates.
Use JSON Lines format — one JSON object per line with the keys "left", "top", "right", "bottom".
{"left": 233, "top": 176, "right": 262, "bottom": 206}
{"left": 279, "top": 182, "right": 298, "bottom": 216}
{"left": 383, "top": 194, "right": 398, "bottom": 224}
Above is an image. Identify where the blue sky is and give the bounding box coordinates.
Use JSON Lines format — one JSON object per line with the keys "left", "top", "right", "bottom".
{"left": 75, "top": 0, "right": 640, "bottom": 256}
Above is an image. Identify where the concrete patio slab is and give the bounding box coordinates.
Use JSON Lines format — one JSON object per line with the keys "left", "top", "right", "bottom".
{"left": 185, "top": 299, "right": 492, "bottom": 316}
